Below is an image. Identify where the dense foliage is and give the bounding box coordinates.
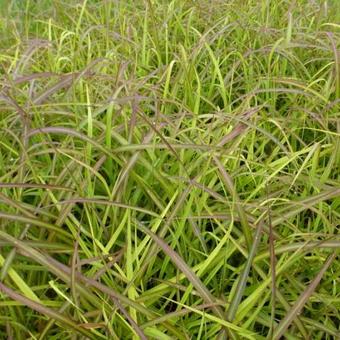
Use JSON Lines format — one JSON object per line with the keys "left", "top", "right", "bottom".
{"left": 0, "top": 1, "right": 339, "bottom": 338}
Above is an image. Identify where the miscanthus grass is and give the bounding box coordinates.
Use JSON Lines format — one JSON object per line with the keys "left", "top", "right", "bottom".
{"left": 0, "top": 0, "right": 339, "bottom": 339}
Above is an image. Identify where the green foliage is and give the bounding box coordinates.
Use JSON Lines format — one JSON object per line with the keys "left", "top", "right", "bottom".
{"left": 0, "top": 0, "right": 339, "bottom": 338}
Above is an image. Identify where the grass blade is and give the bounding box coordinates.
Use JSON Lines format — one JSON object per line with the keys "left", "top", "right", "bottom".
{"left": 226, "top": 221, "right": 264, "bottom": 321}
{"left": 273, "top": 252, "right": 337, "bottom": 339}
{"left": 0, "top": 282, "right": 97, "bottom": 339}
{"left": 137, "top": 223, "right": 225, "bottom": 319}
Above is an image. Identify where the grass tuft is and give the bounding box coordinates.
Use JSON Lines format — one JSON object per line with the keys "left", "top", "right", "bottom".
{"left": 0, "top": 0, "right": 339, "bottom": 338}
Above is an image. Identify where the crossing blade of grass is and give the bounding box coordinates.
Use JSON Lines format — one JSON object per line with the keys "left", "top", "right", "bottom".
{"left": 129, "top": 185, "right": 191, "bottom": 288}
{"left": 0, "top": 230, "right": 144, "bottom": 313}
{"left": 0, "top": 282, "right": 97, "bottom": 339}
{"left": 217, "top": 107, "right": 262, "bottom": 147}
{"left": 0, "top": 212, "right": 70, "bottom": 237}
{"left": 0, "top": 183, "right": 73, "bottom": 191}
{"left": 166, "top": 300, "right": 256, "bottom": 339}
{"left": 31, "top": 74, "right": 76, "bottom": 105}
{"left": 213, "top": 156, "right": 253, "bottom": 250}
{"left": 141, "top": 303, "right": 222, "bottom": 329}
{"left": 255, "top": 240, "right": 340, "bottom": 262}
{"left": 26, "top": 127, "right": 115, "bottom": 159}
{"left": 110, "top": 129, "right": 155, "bottom": 199}
{"left": 0, "top": 189, "right": 37, "bottom": 282}
{"left": 0, "top": 230, "right": 180, "bottom": 337}
{"left": 267, "top": 191, "right": 276, "bottom": 339}
{"left": 38, "top": 300, "right": 71, "bottom": 339}
{"left": 0, "top": 224, "right": 30, "bottom": 281}
{"left": 226, "top": 221, "right": 264, "bottom": 322}
{"left": 271, "top": 187, "right": 340, "bottom": 227}
{"left": 273, "top": 252, "right": 337, "bottom": 339}
{"left": 0, "top": 254, "right": 40, "bottom": 302}
{"left": 10, "top": 72, "right": 57, "bottom": 84}
{"left": 136, "top": 108, "right": 190, "bottom": 177}
{"left": 137, "top": 224, "right": 224, "bottom": 317}
{"left": 327, "top": 32, "right": 340, "bottom": 98}
{"left": 45, "top": 198, "right": 160, "bottom": 218}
